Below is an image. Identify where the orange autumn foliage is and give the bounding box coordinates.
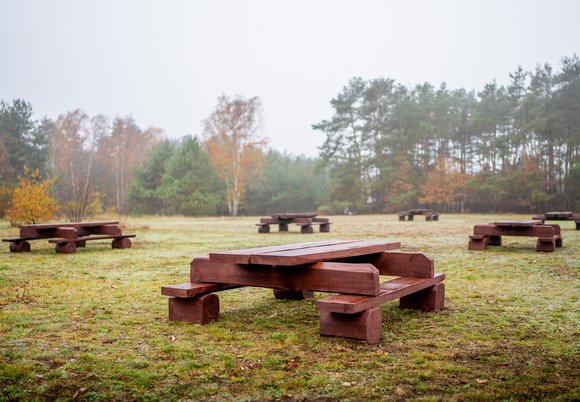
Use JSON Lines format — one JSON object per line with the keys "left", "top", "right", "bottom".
{"left": 5, "top": 166, "right": 59, "bottom": 224}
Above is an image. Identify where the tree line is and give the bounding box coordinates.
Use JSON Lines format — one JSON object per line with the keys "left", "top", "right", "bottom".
{"left": 1, "top": 55, "right": 578, "bottom": 222}
{"left": 315, "top": 55, "right": 580, "bottom": 213}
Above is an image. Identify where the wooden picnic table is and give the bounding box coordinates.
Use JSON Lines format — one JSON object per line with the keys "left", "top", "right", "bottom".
{"left": 532, "top": 211, "right": 580, "bottom": 230}
{"left": 2, "top": 221, "right": 135, "bottom": 254}
{"left": 256, "top": 212, "right": 331, "bottom": 233}
{"left": 468, "top": 220, "right": 563, "bottom": 252}
{"left": 162, "top": 239, "right": 445, "bottom": 344}
{"left": 399, "top": 208, "right": 439, "bottom": 221}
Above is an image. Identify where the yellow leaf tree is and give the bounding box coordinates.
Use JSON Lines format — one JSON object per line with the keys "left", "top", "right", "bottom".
{"left": 5, "top": 166, "right": 59, "bottom": 224}
{"left": 203, "top": 95, "right": 267, "bottom": 216}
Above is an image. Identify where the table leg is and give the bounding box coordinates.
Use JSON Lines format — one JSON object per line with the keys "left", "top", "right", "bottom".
{"left": 112, "top": 237, "right": 132, "bottom": 249}
{"left": 487, "top": 235, "right": 502, "bottom": 246}
{"left": 76, "top": 240, "right": 87, "bottom": 248}
{"left": 536, "top": 238, "right": 556, "bottom": 252}
{"left": 319, "top": 308, "right": 382, "bottom": 344}
{"left": 300, "top": 225, "right": 314, "bottom": 234}
{"left": 55, "top": 242, "right": 76, "bottom": 254}
{"left": 468, "top": 235, "right": 487, "bottom": 250}
{"left": 168, "top": 294, "right": 220, "bottom": 324}
{"left": 10, "top": 241, "right": 31, "bottom": 253}
{"left": 273, "top": 289, "right": 313, "bottom": 300}
{"left": 278, "top": 223, "right": 288, "bottom": 232}
{"left": 399, "top": 283, "right": 445, "bottom": 312}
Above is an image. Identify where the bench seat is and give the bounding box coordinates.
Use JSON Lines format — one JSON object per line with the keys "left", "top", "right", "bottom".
{"left": 316, "top": 273, "right": 445, "bottom": 314}
{"left": 48, "top": 234, "right": 136, "bottom": 253}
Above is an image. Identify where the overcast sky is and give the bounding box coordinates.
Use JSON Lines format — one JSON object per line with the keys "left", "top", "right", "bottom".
{"left": 1, "top": 0, "right": 579, "bottom": 156}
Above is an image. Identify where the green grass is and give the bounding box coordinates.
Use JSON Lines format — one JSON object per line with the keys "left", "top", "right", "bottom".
{"left": 0, "top": 214, "right": 578, "bottom": 401}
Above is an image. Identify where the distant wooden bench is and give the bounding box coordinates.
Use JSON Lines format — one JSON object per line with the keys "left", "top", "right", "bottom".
{"left": 256, "top": 212, "right": 331, "bottom": 233}
{"left": 532, "top": 211, "right": 580, "bottom": 230}
{"left": 468, "top": 220, "right": 562, "bottom": 252}
{"left": 2, "top": 221, "right": 135, "bottom": 254}
{"left": 399, "top": 209, "right": 439, "bottom": 221}
{"left": 161, "top": 240, "right": 445, "bottom": 344}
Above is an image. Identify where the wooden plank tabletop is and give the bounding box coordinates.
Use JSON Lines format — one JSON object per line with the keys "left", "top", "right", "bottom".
{"left": 271, "top": 212, "right": 317, "bottom": 219}
{"left": 19, "top": 221, "right": 120, "bottom": 229}
{"left": 493, "top": 220, "right": 543, "bottom": 227}
{"left": 208, "top": 239, "right": 401, "bottom": 266}
{"left": 544, "top": 211, "right": 573, "bottom": 218}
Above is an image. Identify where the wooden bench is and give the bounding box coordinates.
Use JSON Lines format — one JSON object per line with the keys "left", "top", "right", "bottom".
{"left": 48, "top": 234, "right": 136, "bottom": 254}
{"left": 256, "top": 213, "right": 331, "bottom": 233}
{"left": 2, "top": 221, "right": 135, "bottom": 253}
{"left": 532, "top": 211, "right": 580, "bottom": 230}
{"left": 399, "top": 209, "right": 439, "bottom": 221}
{"left": 468, "top": 220, "right": 563, "bottom": 252}
{"left": 161, "top": 240, "right": 445, "bottom": 344}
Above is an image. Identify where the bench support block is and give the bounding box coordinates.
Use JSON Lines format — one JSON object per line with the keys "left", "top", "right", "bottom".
{"left": 320, "top": 307, "right": 382, "bottom": 344}
{"left": 468, "top": 235, "right": 487, "bottom": 250}
{"left": 168, "top": 294, "right": 220, "bottom": 324}
{"left": 55, "top": 242, "right": 76, "bottom": 254}
{"left": 9, "top": 241, "right": 30, "bottom": 253}
{"left": 300, "top": 225, "right": 314, "bottom": 234}
{"left": 258, "top": 224, "right": 270, "bottom": 233}
{"left": 112, "top": 237, "right": 132, "bottom": 249}
{"left": 536, "top": 238, "right": 556, "bottom": 252}
{"left": 279, "top": 223, "right": 288, "bottom": 232}
{"left": 399, "top": 283, "right": 445, "bottom": 312}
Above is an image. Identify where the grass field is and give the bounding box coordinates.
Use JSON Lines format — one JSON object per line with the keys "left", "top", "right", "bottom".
{"left": 0, "top": 214, "right": 578, "bottom": 401}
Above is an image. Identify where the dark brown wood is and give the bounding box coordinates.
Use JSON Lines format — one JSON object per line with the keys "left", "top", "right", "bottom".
{"left": 273, "top": 289, "right": 314, "bottom": 300}
{"left": 468, "top": 235, "right": 488, "bottom": 250}
{"left": 319, "top": 307, "right": 382, "bottom": 344}
{"left": 272, "top": 212, "right": 317, "bottom": 219}
{"left": 493, "top": 220, "right": 543, "bottom": 226}
{"left": 210, "top": 240, "right": 401, "bottom": 266}
{"left": 168, "top": 294, "right": 220, "bottom": 324}
{"left": 112, "top": 237, "right": 132, "bottom": 249}
{"left": 48, "top": 234, "right": 136, "bottom": 243}
{"left": 399, "top": 283, "right": 445, "bottom": 311}
{"left": 398, "top": 209, "right": 439, "bottom": 221}
{"left": 55, "top": 241, "right": 76, "bottom": 254}
{"left": 19, "top": 220, "right": 119, "bottom": 230}
{"left": 209, "top": 240, "right": 352, "bottom": 264}
{"left": 9, "top": 241, "right": 30, "bottom": 252}
{"left": 474, "top": 223, "right": 556, "bottom": 237}
{"left": 363, "top": 252, "right": 434, "bottom": 278}
{"left": 316, "top": 273, "right": 445, "bottom": 314}
{"left": 190, "top": 257, "right": 381, "bottom": 296}
{"left": 258, "top": 213, "right": 331, "bottom": 233}
{"left": 161, "top": 282, "right": 241, "bottom": 298}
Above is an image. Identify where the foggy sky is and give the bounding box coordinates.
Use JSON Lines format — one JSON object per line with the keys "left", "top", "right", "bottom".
{"left": 1, "top": 0, "right": 579, "bottom": 156}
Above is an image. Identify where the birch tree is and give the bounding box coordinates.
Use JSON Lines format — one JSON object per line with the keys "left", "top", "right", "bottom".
{"left": 203, "top": 95, "right": 266, "bottom": 216}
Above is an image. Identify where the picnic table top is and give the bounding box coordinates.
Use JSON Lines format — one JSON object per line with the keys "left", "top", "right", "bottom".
{"left": 544, "top": 211, "right": 575, "bottom": 217}
{"left": 208, "top": 239, "right": 401, "bottom": 266}
{"left": 19, "top": 221, "right": 120, "bottom": 229}
{"left": 270, "top": 212, "right": 318, "bottom": 219}
{"left": 492, "top": 220, "right": 544, "bottom": 227}
{"left": 403, "top": 209, "right": 434, "bottom": 214}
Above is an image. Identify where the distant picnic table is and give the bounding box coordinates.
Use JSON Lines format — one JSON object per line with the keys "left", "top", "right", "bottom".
{"left": 256, "top": 212, "right": 331, "bottom": 233}
{"left": 532, "top": 211, "right": 580, "bottom": 230}
{"left": 2, "top": 221, "right": 135, "bottom": 254}
{"left": 468, "top": 220, "right": 562, "bottom": 252}
{"left": 399, "top": 209, "right": 439, "bottom": 221}
{"left": 162, "top": 239, "right": 445, "bottom": 344}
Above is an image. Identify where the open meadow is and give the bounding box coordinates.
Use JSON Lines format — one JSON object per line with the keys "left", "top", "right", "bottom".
{"left": 0, "top": 214, "right": 578, "bottom": 401}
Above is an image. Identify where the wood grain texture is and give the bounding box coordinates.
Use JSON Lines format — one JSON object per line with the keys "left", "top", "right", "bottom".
{"left": 168, "top": 294, "right": 220, "bottom": 324}
{"left": 161, "top": 282, "right": 240, "bottom": 298}
{"left": 319, "top": 307, "right": 382, "bottom": 344}
{"left": 316, "top": 273, "right": 445, "bottom": 314}
{"left": 191, "top": 257, "right": 381, "bottom": 296}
